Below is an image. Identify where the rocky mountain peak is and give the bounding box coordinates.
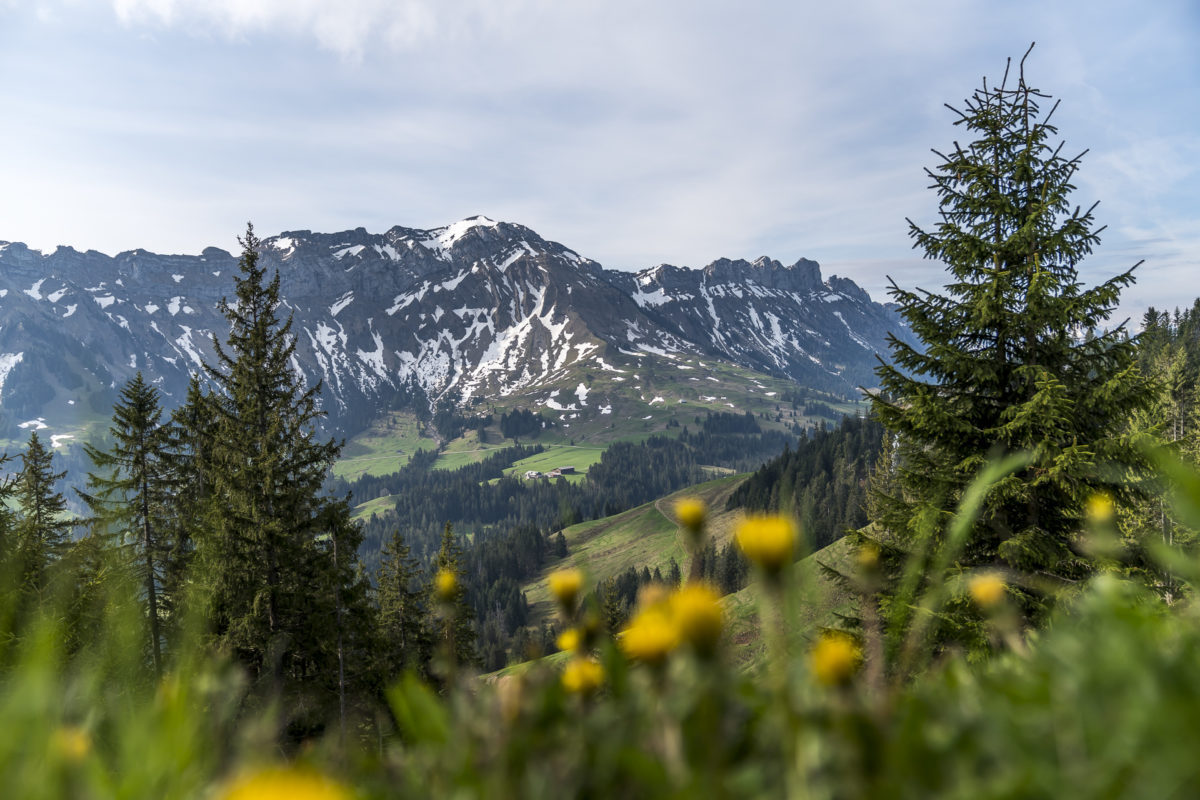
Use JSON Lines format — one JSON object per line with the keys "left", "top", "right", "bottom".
{"left": 0, "top": 217, "right": 908, "bottom": 439}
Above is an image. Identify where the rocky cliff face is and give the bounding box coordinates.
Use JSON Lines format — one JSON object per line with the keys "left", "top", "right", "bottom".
{"left": 0, "top": 217, "right": 907, "bottom": 437}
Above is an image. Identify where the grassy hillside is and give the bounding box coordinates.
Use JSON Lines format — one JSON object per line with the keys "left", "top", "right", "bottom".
{"left": 522, "top": 473, "right": 748, "bottom": 628}
{"left": 334, "top": 349, "right": 862, "bottom": 484}
{"left": 720, "top": 534, "right": 857, "bottom": 670}
{"left": 499, "top": 507, "right": 857, "bottom": 678}
{"left": 331, "top": 411, "right": 438, "bottom": 481}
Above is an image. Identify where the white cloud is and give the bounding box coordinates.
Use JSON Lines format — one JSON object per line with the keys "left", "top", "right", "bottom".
{"left": 110, "top": 0, "right": 542, "bottom": 58}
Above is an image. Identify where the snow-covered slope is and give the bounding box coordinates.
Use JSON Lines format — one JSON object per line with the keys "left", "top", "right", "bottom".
{"left": 0, "top": 217, "right": 907, "bottom": 436}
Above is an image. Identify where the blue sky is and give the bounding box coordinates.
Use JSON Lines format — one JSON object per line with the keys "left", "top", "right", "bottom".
{"left": 1, "top": 0, "right": 1197, "bottom": 322}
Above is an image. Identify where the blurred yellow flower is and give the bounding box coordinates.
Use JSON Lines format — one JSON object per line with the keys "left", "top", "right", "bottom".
{"left": 51, "top": 725, "right": 90, "bottom": 763}
{"left": 1087, "top": 491, "right": 1115, "bottom": 525}
{"left": 670, "top": 583, "right": 724, "bottom": 655}
{"left": 548, "top": 568, "right": 584, "bottom": 611}
{"left": 674, "top": 497, "right": 707, "bottom": 538}
{"left": 495, "top": 675, "right": 524, "bottom": 723}
{"left": 637, "top": 583, "right": 670, "bottom": 610}
{"left": 219, "top": 766, "right": 351, "bottom": 800}
{"left": 810, "top": 632, "right": 861, "bottom": 687}
{"left": 561, "top": 657, "right": 605, "bottom": 695}
{"left": 556, "top": 627, "right": 583, "bottom": 653}
{"left": 856, "top": 542, "right": 880, "bottom": 571}
{"left": 736, "top": 515, "right": 797, "bottom": 574}
{"left": 968, "top": 572, "right": 1006, "bottom": 609}
{"left": 620, "top": 606, "right": 680, "bottom": 665}
{"left": 434, "top": 568, "right": 457, "bottom": 601}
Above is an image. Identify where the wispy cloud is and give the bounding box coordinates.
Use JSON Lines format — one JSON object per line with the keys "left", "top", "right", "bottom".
{"left": 109, "top": 0, "right": 544, "bottom": 58}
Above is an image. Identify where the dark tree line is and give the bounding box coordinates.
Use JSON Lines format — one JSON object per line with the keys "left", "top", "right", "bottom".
{"left": 728, "top": 414, "right": 884, "bottom": 550}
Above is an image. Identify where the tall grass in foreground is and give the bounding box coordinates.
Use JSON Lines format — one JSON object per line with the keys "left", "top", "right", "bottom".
{"left": 8, "top": 450, "right": 1200, "bottom": 798}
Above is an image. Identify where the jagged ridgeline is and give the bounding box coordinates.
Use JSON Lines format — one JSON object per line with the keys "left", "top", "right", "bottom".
{"left": 0, "top": 217, "right": 909, "bottom": 441}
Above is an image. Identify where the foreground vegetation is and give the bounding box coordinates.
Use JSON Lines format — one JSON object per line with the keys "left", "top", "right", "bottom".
{"left": 9, "top": 460, "right": 1200, "bottom": 798}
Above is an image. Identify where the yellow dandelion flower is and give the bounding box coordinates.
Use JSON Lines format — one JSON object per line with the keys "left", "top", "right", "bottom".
{"left": 51, "top": 726, "right": 90, "bottom": 763}
{"left": 561, "top": 657, "right": 605, "bottom": 695}
{"left": 810, "top": 632, "right": 861, "bottom": 687}
{"left": 968, "top": 572, "right": 1006, "bottom": 609}
{"left": 548, "top": 567, "right": 584, "bottom": 611}
{"left": 670, "top": 583, "right": 724, "bottom": 655}
{"left": 674, "top": 497, "right": 707, "bottom": 541}
{"left": 636, "top": 583, "right": 671, "bottom": 613}
{"left": 219, "top": 766, "right": 351, "bottom": 800}
{"left": 736, "top": 514, "right": 797, "bottom": 575}
{"left": 556, "top": 627, "right": 583, "bottom": 653}
{"left": 620, "top": 606, "right": 680, "bottom": 665}
{"left": 434, "top": 568, "right": 457, "bottom": 601}
{"left": 856, "top": 542, "right": 880, "bottom": 571}
{"left": 1087, "top": 491, "right": 1115, "bottom": 525}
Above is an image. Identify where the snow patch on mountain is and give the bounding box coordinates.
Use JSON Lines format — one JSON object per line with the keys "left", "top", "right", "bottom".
{"left": 420, "top": 216, "right": 500, "bottom": 258}
{"left": 174, "top": 327, "right": 205, "bottom": 367}
{"left": 832, "top": 311, "right": 873, "bottom": 350}
{"left": 330, "top": 292, "right": 354, "bottom": 317}
{"left": 332, "top": 245, "right": 365, "bottom": 260}
{"left": 0, "top": 352, "right": 24, "bottom": 395}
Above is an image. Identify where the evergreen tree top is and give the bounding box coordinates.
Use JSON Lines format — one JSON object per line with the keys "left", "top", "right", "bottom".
{"left": 870, "top": 45, "right": 1154, "bottom": 596}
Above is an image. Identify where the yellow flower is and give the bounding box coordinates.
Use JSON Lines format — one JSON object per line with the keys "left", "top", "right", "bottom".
{"left": 1087, "top": 491, "right": 1115, "bottom": 525}
{"left": 219, "top": 766, "right": 351, "bottom": 800}
{"left": 968, "top": 572, "right": 1006, "bottom": 609}
{"left": 636, "top": 582, "right": 670, "bottom": 610}
{"left": 51, "top": 726, "right": 90, "bottom": 763}
{"left": 856, "top": 542, "right": 880, "bottom": 571}
{"left": 556, "top": 627, "right": 583, "bottom": 653}
{"left": 670, "top": 583, "right": 724, "bottom": 655}
{"left": 561, "top": 657, "right": 605, "bottom": 695}
{"left": 735, "top": 515, "right": 797, "bottom": 575}
{"left": 548, "top": 568, "right": 584, "bottom": 611}
{"left": 620, "top": 605, "right": 680, "bottom": 666}
{"left": 674, "top": 497, "right": 707, "bottom": 541}
{"left": 434, "top": 568, "right": 457, "bottom": 601}
{"left": 810, "top": 632, "right": 861, "bottom": 687}
{"left": 495, "top": 675, "right": 524, "bottom": 723}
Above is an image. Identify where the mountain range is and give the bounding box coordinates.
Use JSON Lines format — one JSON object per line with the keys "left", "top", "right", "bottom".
{"left": 0, "top": 216, "right": 908, "bottom": 442}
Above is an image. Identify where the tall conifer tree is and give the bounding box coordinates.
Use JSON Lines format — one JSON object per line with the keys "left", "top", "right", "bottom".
{"left": 870, "top": 47, "right": 1153, "bottom": 629}
{"left": 81, "top": 372, "right": 178, "bottom": 676}
{"left": 195, "top": 223, "right": 367, "bottom": 709}
{"left": 14, "top": 431, "right": 72, "bottom": 594}
{"left": 432, "top": 523, "right": 477, "bottom": 669}
{"left": 377, "top": 530, "right": 431, "bottom": 678}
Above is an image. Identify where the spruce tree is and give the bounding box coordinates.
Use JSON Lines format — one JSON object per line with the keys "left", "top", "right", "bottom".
{"left": 869, "top": 47, "right": 1153, "bottom": 629}
{"left": 14, "top": 431, "right": 73, "bottom": 594}
{"left": 194, "top": 223, "right": 368, "bottom": 708}
{"left": 376, "top": 530, "right": 431, "bottom": 678}
{"left": 165, "top": 374, "right": 212, "bottom": 603}
{"left": 81, "top": 372, "right": 178, "bottom": 676}
{"left": 431, "top": 522, "right": 477, "bottom": 668}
